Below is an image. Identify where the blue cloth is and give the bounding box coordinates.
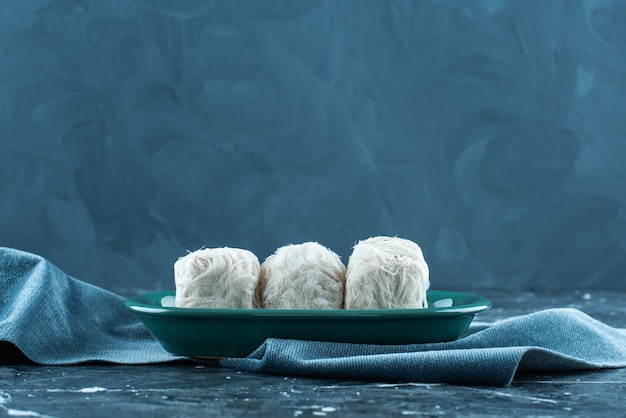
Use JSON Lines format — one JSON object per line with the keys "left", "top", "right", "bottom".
{"left": 2, "top": 247, "right": 626, "bottom": 386}
{"left": 223, "top": 310, "right": 626, "bottom": 386}
{"left": 0, "top": 247, "right": 179, "bottom": 364}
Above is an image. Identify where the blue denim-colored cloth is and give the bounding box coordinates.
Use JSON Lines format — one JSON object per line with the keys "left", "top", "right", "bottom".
{"left": 2, "top": 247, "right": 626, "bottom": 386}
{"left": 0, "top": 247, "right": 180, "bottom": 364}
{"left": 222, "top": 310, "right": 626, "bottom": 386}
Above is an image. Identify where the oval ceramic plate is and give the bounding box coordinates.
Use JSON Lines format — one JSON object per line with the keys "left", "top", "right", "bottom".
{"left": 126, "top": 290, "right": 491, "bottom": 359}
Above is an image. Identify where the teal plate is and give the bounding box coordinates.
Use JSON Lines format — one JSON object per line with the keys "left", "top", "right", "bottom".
{"left": 125, "top": 290, "right": 491, "bottom": 358}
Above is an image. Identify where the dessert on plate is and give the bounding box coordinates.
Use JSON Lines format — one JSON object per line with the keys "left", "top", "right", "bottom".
{"left": 258, "top": 242, "right": 346, "bottom": 309}
{"left": 344, "top": 236, "right": 430, "bottom": 309}
{"left": 174, "top": 247, "right": 261, "bottom": 309}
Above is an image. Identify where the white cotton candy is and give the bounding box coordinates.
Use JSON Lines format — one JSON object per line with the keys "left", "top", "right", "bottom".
{"left": 259, "top": 242, "right": 346, "bottom": 309}
{"left": 345, "top": 236, "right": 430, "bottom": 309}
{"left": 174, "top": 247, "right": 261, "bottom": 309}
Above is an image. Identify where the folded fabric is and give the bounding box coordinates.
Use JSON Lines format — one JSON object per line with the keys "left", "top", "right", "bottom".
{"left": 0, "top": 247, "right": 180, "bottom": 364}
{"left": 2, "top": 247, "right": 626, "bottom": 386}
{"left": 222, "top": 309, "right": 626, "bottom": 386}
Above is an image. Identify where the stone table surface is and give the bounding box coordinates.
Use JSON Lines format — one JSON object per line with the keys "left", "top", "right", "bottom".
{"left": 1, "top": 290, "right": 625, "bottom": 417}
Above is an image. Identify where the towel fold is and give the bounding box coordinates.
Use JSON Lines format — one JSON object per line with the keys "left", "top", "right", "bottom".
{"left": 2, "top": 247, "right": 626, "bottom": 386}
{"left": 0, "top": 247, "right": 178, "bottom": 364}
{"left": 222, "top": 308, "right": 626, "bottom": 386}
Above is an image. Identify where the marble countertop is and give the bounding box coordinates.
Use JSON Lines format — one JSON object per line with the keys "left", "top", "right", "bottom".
{"left": 2, "top": 290, "right": 625, "bottom": 417}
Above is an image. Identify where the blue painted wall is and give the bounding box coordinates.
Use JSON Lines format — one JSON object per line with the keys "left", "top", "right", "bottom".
{"left": 1, "top": 0, "right": 625, "bottom": 293}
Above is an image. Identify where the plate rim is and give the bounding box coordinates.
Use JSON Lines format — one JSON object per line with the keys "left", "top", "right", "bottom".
{"left": 125, "top": 290, "right": 491, "bottom": 318}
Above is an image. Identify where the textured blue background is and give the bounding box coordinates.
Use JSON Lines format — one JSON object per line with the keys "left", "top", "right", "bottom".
{"left": 1, "top": 0, "right": 625, "bottom": 293}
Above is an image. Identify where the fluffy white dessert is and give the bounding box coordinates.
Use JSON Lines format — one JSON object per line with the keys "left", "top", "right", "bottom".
{"left": 345, "top": 236, "right": 430, "bottom": 309}
{"left": 259, "top": 242, "right": 346, "bottom": 309}
{"left": 174, "top": 247, "right": 261, "bottom": 309}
